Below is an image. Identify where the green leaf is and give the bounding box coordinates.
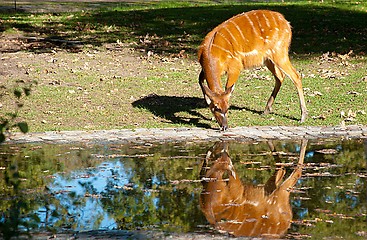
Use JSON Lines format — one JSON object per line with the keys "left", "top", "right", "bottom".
{"left": 0, "top": 120, "right": 8, "bottom": 131}
{"left": 0, "top": 133, "right": 5, "bottom": 143}
{"left": 17, "top": 122, "right": 29, "bottom": 133}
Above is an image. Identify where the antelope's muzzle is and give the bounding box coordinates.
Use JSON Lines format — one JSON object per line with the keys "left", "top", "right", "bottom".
{"left": 217, "top": 113, "right": 228, "bottom": 131}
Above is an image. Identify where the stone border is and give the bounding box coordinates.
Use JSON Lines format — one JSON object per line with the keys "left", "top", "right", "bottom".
{"left": 5, "top": 125, "right": 367, "bottom": 144}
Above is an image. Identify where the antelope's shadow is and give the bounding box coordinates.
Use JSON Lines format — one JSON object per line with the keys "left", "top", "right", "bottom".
{"left": 132, "top": 94, "right": 212, "bottom": 128}
{"left": 233, "top": 105, "right": 299, "bottom": 122}
{"left": 132, "top": 94, "right": 298, "bottom": 128}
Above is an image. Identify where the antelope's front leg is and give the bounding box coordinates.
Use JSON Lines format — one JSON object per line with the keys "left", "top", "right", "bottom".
{"left": 199, "top": 70, "right": 212, "bottom": 106}
{"left": 199, "top": 70, "right": 207, "bottom": 97}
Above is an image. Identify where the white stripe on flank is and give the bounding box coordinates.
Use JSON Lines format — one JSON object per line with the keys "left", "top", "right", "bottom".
{"left": 270, "top": 13, "right": 280, "bottom": 42}
{"left": 229, "top": 19, "right": 246, "bottom": 43}
{"left": 223, "top": 26, "right": 238, "bottom": 46}
{"left": 244, "top": 14, "right": 257, "bottom": 36}
{"left": 216, "top": 31, "right": 232, "bottom": 47}
{"left": 277, "top": 14, "right": 284, "bottom": 22}
{"left": 254, "top": 13, "right": 264, "bottom": 34}
{"left": 270, "top": 12, "right": 277, "bottom": 25}
{"left": 276, "top": 40, "right": 283, "bottom": 49}
{"left": 212, "top": 43, "right": 234, "bottom": 57}
{"left": 263, "top": 12, "right": 271, "bottom": 28}
{"left": 241, "top": 199, "right": 259, "bottom": 206}
{"left": 238, "top": 49, "right": 258, "bottom": 57}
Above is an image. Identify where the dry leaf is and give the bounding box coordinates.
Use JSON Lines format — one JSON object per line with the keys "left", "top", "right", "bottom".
{"left": 316, "top": 149, "right": 338, "bottom": 154}
{"left": 347, "top": 91, "right": 360, "bottom": 95}
{"left": 347, "top": 109, "right": 356, "bottom": 118}
{"left": 308, "top": 91, "right": 323, "bottom": 97}
{"left": 312, "top": 115, "right": 326, "bottom": 120}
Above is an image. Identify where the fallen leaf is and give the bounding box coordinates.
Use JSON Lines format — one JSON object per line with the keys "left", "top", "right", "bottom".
{"left": 347, "top": 91, "right": 360, "bottom": 95}
{"left": 347, "top": 109, "right": 356, "bottom": 118}
{"left": 312, "top": 115, "right": 326, "bottom": 120}
{"left": 316, "top": 149, "right": 338, "bottom": 154}
{"left": 308, "top": 91, "right": 323, "bottom": 97}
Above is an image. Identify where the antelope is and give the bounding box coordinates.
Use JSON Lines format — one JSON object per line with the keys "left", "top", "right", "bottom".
{"left": 200, "top": 140, "right": 307, "bottom": 238}
{"left": 198, "top": 10, "right": 308, "bottom": 130}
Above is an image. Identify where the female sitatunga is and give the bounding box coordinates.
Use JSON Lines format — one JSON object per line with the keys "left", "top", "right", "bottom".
{"left": 198, "top": 10, "right": 308, "bottom": 130}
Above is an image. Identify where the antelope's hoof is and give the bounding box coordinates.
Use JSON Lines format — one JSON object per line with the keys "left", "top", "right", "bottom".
{"left": 220, "top": 126, "right": 228, "bottom": 131}
{"left": 300, "top": 111, "right": 308, "bottom": 123}
{"left": 263, "top": 108, "right": 272, "bottom": 115}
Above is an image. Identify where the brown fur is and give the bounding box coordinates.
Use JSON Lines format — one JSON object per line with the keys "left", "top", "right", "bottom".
{"left": 198, "top": 10, "right": 308, "bottom": 130}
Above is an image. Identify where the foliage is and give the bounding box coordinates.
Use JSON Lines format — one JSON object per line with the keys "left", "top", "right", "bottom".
{"left": 291, "top": 139, "right": 367, "bottom": 239}
{"left": 0, "top": 143, "right": 106, "bottom": 239}
{"left": 0, "top": 80, "right": 35, "bottom": 143}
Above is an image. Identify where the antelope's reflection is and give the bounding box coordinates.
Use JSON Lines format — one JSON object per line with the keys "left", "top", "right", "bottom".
{"left": 200, "top": 140, "right": 307, "bottom": 238}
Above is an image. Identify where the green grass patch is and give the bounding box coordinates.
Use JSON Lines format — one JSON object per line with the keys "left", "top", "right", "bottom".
{"left": 1, "top": 1, "right": 366, "bottom": 132}
{"left": 1, "top": 1, "right": 367, "bottom": 54}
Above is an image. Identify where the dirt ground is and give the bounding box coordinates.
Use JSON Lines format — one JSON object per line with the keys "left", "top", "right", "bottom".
{"left": 0, "top": 37, "right": 151, "bottom": 82}
{"left": 0, "top": 0, "right": 193, "bottom": 91}
{"left": 1, "top": 0, "right": 139, "bottom": 13}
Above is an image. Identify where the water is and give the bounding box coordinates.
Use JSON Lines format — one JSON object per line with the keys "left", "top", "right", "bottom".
{"left": 0, "top": 139, "right": 366, "bottom": 239}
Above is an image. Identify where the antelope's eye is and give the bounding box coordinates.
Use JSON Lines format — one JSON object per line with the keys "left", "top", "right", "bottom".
{"left": 213, "top": 106, "right": 221, "bottom": 112}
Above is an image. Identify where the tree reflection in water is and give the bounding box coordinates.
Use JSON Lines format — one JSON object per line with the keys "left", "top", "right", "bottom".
{"left": 0, "top": 139, "right": 366, "bottom": 239}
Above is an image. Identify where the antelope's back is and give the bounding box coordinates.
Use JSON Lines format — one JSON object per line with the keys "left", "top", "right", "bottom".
{"left": 199, "top": 10, "right": 292, "bottom": 65}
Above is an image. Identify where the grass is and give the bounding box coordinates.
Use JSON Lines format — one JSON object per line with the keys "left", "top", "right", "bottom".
{"left": 1, "top": 0, "right": 366, "bottom": 132}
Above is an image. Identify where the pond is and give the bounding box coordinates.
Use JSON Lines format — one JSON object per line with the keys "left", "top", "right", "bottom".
{"left": 0, "top": 139, "right": 366, "bottom": 239}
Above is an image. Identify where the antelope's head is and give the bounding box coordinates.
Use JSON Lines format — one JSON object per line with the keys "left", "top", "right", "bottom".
{"left": 202, "top": 85, "right": 234, "bottom": 131}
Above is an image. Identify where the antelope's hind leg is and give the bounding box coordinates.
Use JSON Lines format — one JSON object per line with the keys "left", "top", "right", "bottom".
{"left": 274, "top": 59, "right": 308, "bottom": 122}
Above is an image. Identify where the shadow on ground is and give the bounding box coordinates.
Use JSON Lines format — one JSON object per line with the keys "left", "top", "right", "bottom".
{"left": 132, "top": 94, "right": 213, "bottom": 129}
{"left": 1, "top": 3, "right": 366, "bottom": 54}
{"left": 231, "top": 105, "right": 300, "bottom": 122}
{"left": 131, "top": 94, "right": 299, "bottom": 129}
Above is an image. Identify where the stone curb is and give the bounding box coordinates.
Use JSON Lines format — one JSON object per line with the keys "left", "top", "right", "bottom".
{"left": 5, "top": 125, "right": 367, "bottom": 144}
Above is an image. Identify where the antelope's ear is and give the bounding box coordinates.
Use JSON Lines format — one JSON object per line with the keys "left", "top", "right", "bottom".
{"left": 204, "top": 95, "right": 212, "bottom": 105}
{"left": 202, "top": 84, "right": 215, "bottom": 105}
{"left": 225, "top": 84, "right": 235, "bottom": 96}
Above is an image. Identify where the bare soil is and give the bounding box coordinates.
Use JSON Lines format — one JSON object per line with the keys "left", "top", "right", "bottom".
{"left": 1, "top": 0, "right": 138, "bottom": 13}
{"left": 0, "top": 38, "right": 152, "bottom": 82}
